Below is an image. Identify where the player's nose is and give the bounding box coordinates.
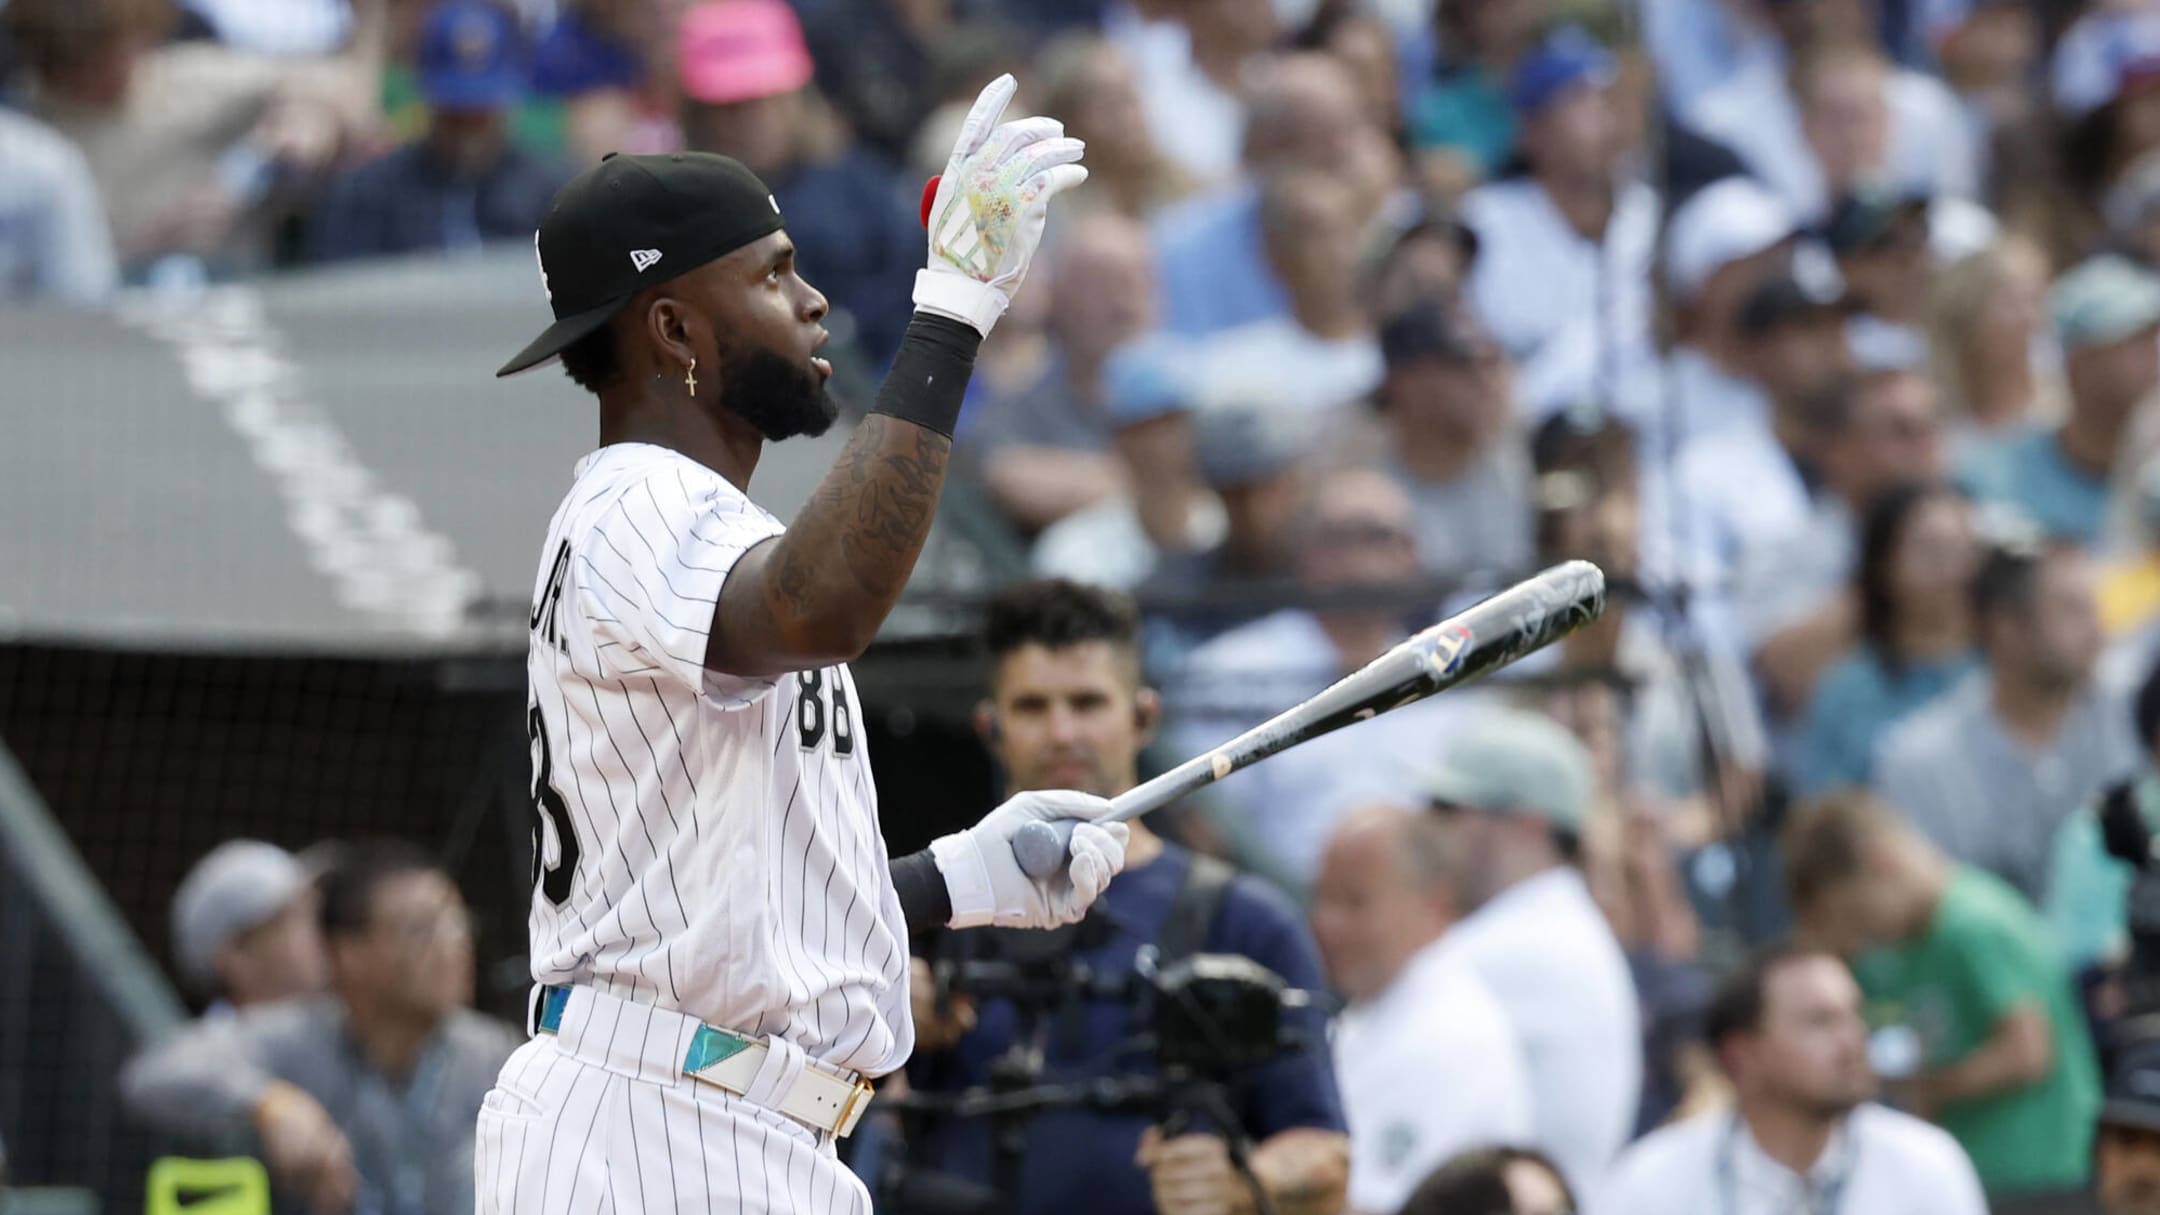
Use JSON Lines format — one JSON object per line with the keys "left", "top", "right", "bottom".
{"left": 796, "top": 278, "right": 829, "bottom": 324}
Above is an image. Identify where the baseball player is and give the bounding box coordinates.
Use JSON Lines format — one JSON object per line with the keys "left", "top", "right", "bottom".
{"left": 478, "top": 76, "right": 1126, "bottom": 1214}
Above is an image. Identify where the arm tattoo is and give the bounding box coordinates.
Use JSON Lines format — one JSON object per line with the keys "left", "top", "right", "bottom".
{"left": 716, "top": 312, "right": 978, "bottom": 672}
{"left": 844, "top": 423, "right": 946, "bottom": 574}
{"left": 759, "top": 414, "right": 951, "bottom": 633}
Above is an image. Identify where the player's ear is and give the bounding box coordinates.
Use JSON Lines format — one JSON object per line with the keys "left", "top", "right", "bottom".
{"left": 973, "top": 699, "right": 997, "bottom": 745}
{"left": 643, "top": 293, "right": 705, "bottom": 374}
{"left": 1133, "top": 687, "right": 1160, "bottom": 746}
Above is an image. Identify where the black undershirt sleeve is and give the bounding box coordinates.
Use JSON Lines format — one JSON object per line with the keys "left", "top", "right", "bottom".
{"left": 889, "top": 848, "right": 952, "bottom": 934}
{"left": 866, "top": 312, "right": 981, "bottom": 438}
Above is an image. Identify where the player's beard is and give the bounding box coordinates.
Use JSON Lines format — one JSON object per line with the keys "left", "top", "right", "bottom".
{"left": 716, "top": 342, "right": 839, "bottom": 442}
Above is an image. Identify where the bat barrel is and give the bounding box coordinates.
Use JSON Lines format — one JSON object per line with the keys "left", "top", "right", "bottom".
{"left": 1010, "top": 562, "right": 1607, "bottom": 879}
{"left": 1407, "top": 559, "right": 1606, "bottom": 693}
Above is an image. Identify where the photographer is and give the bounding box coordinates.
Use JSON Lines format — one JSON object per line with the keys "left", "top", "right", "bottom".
{"left": 903, "top": 579, "right": 1350, "bottom": 1215}
{"left": 2096, "top": 1023, "right": 2160, "bottom": 1215}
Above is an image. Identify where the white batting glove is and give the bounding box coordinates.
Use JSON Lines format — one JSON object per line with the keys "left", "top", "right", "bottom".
{"left": 914, "top": 74, "right": 1088, "bottom": 337}
{"left": 931, "top": 789, "right": 1130, "bottom": 930}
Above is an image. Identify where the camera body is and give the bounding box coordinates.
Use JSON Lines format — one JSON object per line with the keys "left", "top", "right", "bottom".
{"left": 1149, "top": 953, "right": 1311, "bottom": 1076}
{"left": 879, "top": 912, "right": 1322, "bottom": 1215}
{"left": 932, "top": 928, "right": 1314, "bottom": 1082}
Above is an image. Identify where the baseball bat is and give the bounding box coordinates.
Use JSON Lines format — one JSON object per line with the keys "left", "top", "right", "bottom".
{"left": 1012, "top": 560, "right": 1608, "bottom": 879}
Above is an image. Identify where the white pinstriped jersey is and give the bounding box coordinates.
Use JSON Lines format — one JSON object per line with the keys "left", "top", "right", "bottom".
{"left": 523, "top": 442, "right": 913, "bottom": 1078}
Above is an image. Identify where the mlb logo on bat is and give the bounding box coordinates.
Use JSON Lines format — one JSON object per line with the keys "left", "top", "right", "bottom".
{"left": 1429, "top": 624, "right": 1472, "bottom": 679}
{"left": 630, "top": 249, "right": 663, "bottom": 272}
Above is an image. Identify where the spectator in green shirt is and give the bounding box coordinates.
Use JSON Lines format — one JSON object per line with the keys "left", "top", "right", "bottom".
{"left": 1783, "top": 789, "right": 2103, "bottom": 1198}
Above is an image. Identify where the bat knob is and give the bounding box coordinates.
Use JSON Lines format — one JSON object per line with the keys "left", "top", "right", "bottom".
{"left": 1012, "top": 819, "right": 1077, "bottom": 880}
{"left": 919, "top": 175, "right": 941, "bottom": 228}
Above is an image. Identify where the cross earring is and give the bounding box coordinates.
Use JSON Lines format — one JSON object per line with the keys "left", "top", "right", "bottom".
{"left": 685, "top": 357, "right": 698, "bottom": 396}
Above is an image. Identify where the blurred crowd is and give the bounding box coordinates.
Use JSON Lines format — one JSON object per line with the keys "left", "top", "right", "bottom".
{"left": 22, "top": 0, "right": 2160, "bottom": 1209}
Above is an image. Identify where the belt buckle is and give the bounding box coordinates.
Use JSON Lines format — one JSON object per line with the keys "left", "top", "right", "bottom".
{"left": 833, "top": 1075, "right": 876, "bottom": 1138}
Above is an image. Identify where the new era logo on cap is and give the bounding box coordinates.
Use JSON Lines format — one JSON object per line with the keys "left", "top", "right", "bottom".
{"left": 630, "top": 249, "right": 663, "bottom": 272}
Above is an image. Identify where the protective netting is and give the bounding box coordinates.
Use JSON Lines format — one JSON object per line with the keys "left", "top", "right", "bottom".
{"left": 0, "top": 637, "right": 1006, "bottom": 1207}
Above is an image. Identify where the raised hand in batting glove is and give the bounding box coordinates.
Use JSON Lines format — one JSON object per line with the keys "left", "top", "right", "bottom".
{"left": 930, "top": 789, "right": 1129, "bottom": 929}
{"left": 913, "top": 73, "right": 1088, "bottom": 337}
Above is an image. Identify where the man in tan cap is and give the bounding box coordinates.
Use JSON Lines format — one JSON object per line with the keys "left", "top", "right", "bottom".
{"left": 1425, "top": 708, "right": 1641, "bottom": 1195}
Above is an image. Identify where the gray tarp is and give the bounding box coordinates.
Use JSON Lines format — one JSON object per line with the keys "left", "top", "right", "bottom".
{"left": 0, "top": 248, "right": 992, "bottom": 654}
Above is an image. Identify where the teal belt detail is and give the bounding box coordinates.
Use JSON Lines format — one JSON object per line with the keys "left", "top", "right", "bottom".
{"left": 534, "top": 984, "right": 754, "bottom": 1075}
{"left": 535, "top": 985, "right": 571, "bottom": 1033}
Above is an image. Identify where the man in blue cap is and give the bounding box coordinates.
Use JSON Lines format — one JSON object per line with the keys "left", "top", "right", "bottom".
{"left": 310, "top": 0, "right": 568, "bottom": 262}
{"left": 1459, "top": 28, "right": 1660, "bottom": 423}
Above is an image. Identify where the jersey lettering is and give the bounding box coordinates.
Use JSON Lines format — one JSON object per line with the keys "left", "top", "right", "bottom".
{"left": 528, "top": 701, "right": 580, "bottom": 907}
{"left": 532, "top": 538, "right": 570, "bottom": 652}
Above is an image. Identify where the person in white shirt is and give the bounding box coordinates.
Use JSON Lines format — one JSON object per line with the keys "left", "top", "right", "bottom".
{"left": 1626, "top": 176, "right": 1799, "bottom": 652}
{"left": 1119, "top": 0, "right": 1278, "bottom": 186}
{"left": 1310, "top": 804, "right": 1534, "bottom": 1215}
{"left": 1671, "top": 275, "right": 1857, "bottom": 660}
{"left": 1461, "top": 28, "right": 1661, "bottom": 421}
{"left": 1631, "top": 176, "right": 1798, "bottom": 459}
{"left": 1424, "top": 709, "right": 1641, "bottom": 1196}
{"left": 1690, "top": 38, "right": 1977, "bottom": 223}
{"left": 1593, "top": 946, "right": 1987, "bottom": 1215}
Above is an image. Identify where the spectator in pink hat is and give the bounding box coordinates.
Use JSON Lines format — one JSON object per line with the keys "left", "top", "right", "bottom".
{"left": 676, "top": 0, "right": 921, "bottom": 368}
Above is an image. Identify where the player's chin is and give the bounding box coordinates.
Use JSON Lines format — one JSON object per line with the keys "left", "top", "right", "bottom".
{"left": 726, "top": 347, "right": 841, "bottom": 441}
{"left": 763, "top": 390, "right": 839, "bottom": 442}
{"left": 804, "top": 389, "right": 840, "bottom": 437}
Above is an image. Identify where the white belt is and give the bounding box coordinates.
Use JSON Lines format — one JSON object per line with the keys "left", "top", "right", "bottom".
{"left": 532, "top": 984, "right": 874, "bottom": 1138}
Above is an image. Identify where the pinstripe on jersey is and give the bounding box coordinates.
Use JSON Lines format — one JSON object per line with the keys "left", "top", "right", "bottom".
{"left": 522, "top": 442, "right": 913, "bottom": 1078}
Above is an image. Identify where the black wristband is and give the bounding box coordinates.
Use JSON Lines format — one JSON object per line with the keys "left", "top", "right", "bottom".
{"left": 868, "top": 312, "right": 981, "bottom": 438}
{"left": 890, "top": 848, "right": 953, "bottom": 934}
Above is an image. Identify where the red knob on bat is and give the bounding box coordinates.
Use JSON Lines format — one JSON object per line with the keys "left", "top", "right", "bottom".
{"left": 919, "top": 175, "right": 940, "bottom": 228}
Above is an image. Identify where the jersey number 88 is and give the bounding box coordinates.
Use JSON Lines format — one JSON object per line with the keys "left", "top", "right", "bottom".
{"left": 795, "top": 668, "right": 855, "bottom": 755}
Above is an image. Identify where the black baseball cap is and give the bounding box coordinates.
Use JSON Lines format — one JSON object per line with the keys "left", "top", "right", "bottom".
{"left": 1738, "top": 274, "right": 1854, "bottom": 336}
{"left": 1379, "top": 295, "right": 1502, "bottom": 368}
{"left": 496, "top": 151, "right": 787, "bottom": 377}
{"left": 1817, "top": 184, "right": 1929, "bottom": 257}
